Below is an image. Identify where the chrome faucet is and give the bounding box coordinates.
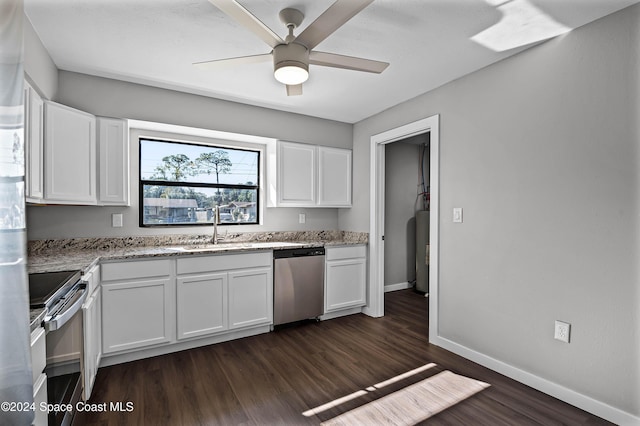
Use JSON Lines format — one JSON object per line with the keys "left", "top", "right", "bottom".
{"left": 212, "top": 206, "right": 220, "bottom": 244}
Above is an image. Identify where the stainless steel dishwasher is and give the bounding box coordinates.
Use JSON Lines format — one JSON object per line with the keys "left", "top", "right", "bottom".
{"left": 273, "top": 247, "right": 325, "bottom": 326}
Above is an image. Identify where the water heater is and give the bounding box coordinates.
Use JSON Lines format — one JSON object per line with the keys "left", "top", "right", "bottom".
{"left": 415, "top": 210, "right": 429, "bottom": 294}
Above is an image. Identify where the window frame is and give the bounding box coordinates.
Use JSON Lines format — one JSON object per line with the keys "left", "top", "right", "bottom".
{"left": 138, "top": 137, "right": 261, "bottom": 228}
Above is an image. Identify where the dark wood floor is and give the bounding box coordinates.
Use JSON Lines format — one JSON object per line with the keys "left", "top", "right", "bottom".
{"left": 76, "top": 290, "right": 612, "bottom": 425}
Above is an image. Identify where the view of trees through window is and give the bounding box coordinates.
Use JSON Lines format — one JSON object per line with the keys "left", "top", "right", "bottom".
{"left": 139, "top": 138, "right": 259, "bottom": 226}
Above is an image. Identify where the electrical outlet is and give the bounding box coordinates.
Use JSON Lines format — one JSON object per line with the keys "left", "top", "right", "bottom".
{"left": 298, "top": 213, "right": 306, "bottom": 224}
{"left": 554, "top": 320, "right": 570, "bottom": 343}
{"left": 111, "top": 213, "right": 123, "bottom": 228}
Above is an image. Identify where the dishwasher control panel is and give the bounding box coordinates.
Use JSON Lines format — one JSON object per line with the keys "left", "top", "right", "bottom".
{"left": 273, "top": 247, "right": 325, "bottom": 259}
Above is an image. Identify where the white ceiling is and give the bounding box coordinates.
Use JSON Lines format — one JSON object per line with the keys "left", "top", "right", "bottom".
{"left": 24, "top": 0, "right": 639, "bottom": 124}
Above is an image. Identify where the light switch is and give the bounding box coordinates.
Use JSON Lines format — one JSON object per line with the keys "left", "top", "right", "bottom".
{"left": 299, "top": 213, "right": 306, "bottom": 224}
{"left": 112, "top": 213, "right": 123, "bottom": 228}
{"left": 453, "top": 207, "right": 463, "bottom": 223}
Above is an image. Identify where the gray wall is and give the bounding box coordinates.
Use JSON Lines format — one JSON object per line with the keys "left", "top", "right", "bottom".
{"left": 54, "top": 71, "right": 352, "bottom": 149}
{"left": 342, "top": 4, "right": 640, "bottom": 418}
{"left": 25, "top": 71, "right": 352, "bottom": 239}
{"left": 23, "top": 14, "right": 56, "bottom": 100}
{"left": 384, "top": 141, "right": 421, "bottom": 287}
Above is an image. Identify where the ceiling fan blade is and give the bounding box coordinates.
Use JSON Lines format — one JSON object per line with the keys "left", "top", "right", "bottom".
{"left": 295, "top": 0, "right": 374, "bottom": 50}
{"left": 193, "top": 53, "right": 272, "bottom": 70}
{"left": 286, "top": 84, "right": 303, "bottom": 96}
{"left": 208, "top": 0, "right": 284, "bottom": 48}
{"left": 309, "top": 51, "right": 388, "bottom": 73}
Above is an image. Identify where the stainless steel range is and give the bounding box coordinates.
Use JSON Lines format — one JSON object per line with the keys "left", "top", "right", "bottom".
{"left": 29, "top": 270, "right": 87, "bottom": 426}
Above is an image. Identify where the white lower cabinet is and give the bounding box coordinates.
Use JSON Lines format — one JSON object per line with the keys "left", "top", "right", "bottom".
{"left": 325, "top": 245, "right": 367, "bottom": 313}
{"left": 102, "top": 278, "right": 172, "bottom": 353}
{"left": 176, "top": 252, "right": 273, "bottom": 340}
{"left": 81, "top": 264, "right": 102, "bottom": 400}
{"left": 30, "top": 326, "right": 47, "bottom": 426}
{"left": 100, "top": 253, "right": 273, "bottom": 361}
{"left": 82, "top": 285, "right": 102, "bottom": 401}
{"left": 32, "top": 372, "right": 47, "bottom": 426}
{"left": 101, "top": 259, "right": 173, "bottom": 354}
{"left": 228, "top": 268, "right": 272, "bottom": 329}
{"left": 176, "top": 272, "right": 227, "bottom": 340}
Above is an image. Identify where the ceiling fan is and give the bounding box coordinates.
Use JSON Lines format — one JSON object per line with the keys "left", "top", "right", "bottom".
{"left": 194, "top": 0, "right": 389, "bottom": 96}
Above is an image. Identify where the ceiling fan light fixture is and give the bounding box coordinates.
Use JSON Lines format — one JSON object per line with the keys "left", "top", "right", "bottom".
{"left": 274, "top": 61, "right": 309, "bottom": 85}
{"left": 273, "top": 42, "right": 309, "bottom": 85}
{"left": 201, "top": 2, "right": 388, "bottom": 96}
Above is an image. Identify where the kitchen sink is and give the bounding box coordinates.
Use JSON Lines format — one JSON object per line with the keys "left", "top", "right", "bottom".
{"left": 169, "top": 241, "right": 303, "bottom": 252}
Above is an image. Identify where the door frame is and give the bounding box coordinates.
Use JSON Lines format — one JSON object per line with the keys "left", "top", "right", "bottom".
{"left": 366, "top": 115, "right": 439, "bottom": 342}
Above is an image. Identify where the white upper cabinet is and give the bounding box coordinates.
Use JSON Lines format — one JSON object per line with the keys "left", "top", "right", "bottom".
{"left": 44, "top": 101, "right": 97, "bottom": 204}
{"left": 275, "top": 141, "right": 352, "bottom": 208}
{"left": 318, "top": 146, "right": 352, "bottom": 207}
{"left": 97, "top": 117, "right": 129, "bottom": 206}
{"left": 277, "top": 141, "right": 317, "bottom": 206}
{"left": 24, "top": 81, "right": 44, "bottom": 203}
{"left": 26, "top": 99, "right": 129, "bottom": 206}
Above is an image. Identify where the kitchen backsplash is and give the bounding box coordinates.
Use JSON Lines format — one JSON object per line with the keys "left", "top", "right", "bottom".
{"left": 27, "top": 230, "right": 368, "bottom": 254}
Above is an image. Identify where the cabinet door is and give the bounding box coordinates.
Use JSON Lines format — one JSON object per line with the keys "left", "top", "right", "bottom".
{"left": 30, "top": 327, "right": 46, "bottom": 385}
{"left": 25, "top": 82, "right": 44, "bottom": 202}
{"left": 325, "top": 259, "right": 366, "bottom": 312}
{"left": 97, "top": 117, "right": 129, "bottom": 205}
{"left": 82, "top": 288, "right": 102, "bottom": 400}
{"left": 102, "top": 278, "right": 171, "bottom": 354}
{"left": 176, "top": 273, "right": 227, "bottom": 340}
{"left": 44, "top": 101, "right": 97, "bottom": 204}
{"left": 32, "top": 373, "right": 48, "bottom": 426}
{"left": 318, "top": 146, "right": 352, "bottom": 207}
{"left": 277, "top": 141, "right": 316, "bottom": 206}
{"left": 228, "top": 268, "right": 272, "bottom": 329}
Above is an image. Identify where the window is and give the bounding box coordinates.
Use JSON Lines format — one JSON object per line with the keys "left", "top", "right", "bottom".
{"left": 139, "top": 138, "right": 260, "bottom": 226}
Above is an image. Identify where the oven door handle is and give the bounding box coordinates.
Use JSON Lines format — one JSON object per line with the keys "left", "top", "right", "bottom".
{"left": 44, "top": 286, "right": 88, "bottom": 332}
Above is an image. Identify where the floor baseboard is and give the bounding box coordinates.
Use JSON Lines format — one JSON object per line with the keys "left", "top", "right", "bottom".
{"left": 430, "top": 335, "right": 640, "bottom": 426}
{"left": 384, "top": 281, "right": 412, "bottom": 292}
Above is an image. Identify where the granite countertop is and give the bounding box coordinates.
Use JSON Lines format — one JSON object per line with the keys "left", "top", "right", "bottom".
{"left": 27, "top": 231, "right": 367, "bottom": 331}
{"left": 27, "top": 230, "right": 368, "bottom": 275}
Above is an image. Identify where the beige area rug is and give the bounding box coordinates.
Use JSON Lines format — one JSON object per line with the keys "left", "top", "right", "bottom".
{"left": 321, "top": 370, "right": 490, "bottom": 425}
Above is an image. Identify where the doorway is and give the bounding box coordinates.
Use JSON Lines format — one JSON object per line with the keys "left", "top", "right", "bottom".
{"left": 366, "top": 115, "right": 439, "bottom": 343}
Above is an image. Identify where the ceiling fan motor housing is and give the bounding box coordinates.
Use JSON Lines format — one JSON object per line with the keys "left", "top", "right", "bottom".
{"left": 273, "top": 42, "right": 309, "bottom": 85}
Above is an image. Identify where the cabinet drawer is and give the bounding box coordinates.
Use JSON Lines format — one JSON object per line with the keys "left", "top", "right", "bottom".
{"left": 102, "top": 259, "right": 171, "bottom": 281}
{"left": 30, "top": 327, "right": 46, "bottom": 385}
{"left": 177, "top": 252, "right": 271, "bottom": 275}
{"left": 83, "top": 264, "right": 100, "bottom": 294}
{"left": 325, "top": 245, "right": 366, "bottom": 261}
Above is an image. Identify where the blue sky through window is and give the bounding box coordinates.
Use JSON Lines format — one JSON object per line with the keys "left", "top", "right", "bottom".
{"left": 140, "top": 139, "right": 258, "bottom": 185}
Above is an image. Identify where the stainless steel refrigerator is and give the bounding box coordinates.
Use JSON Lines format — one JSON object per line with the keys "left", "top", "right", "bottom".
{"left": 1, "top": 0, "right": 34, "bottom": 424}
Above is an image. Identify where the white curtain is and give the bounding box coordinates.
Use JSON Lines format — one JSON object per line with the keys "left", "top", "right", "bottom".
{"left": 0, "top": 0, "right": 34, "bottom": 425}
